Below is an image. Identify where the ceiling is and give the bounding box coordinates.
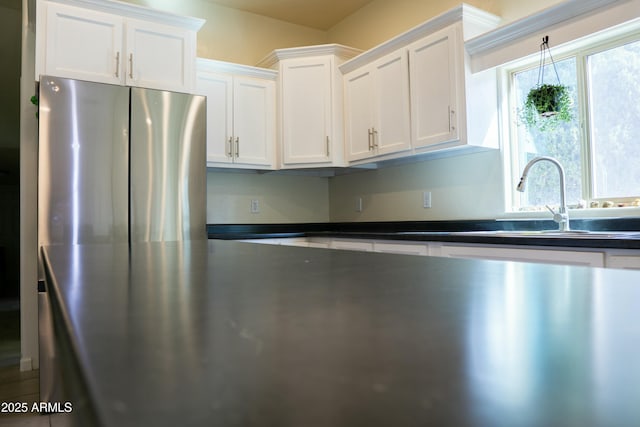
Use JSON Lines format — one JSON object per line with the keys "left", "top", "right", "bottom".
{"left": 202, "top": 0, "right": 376, "bottom": 30}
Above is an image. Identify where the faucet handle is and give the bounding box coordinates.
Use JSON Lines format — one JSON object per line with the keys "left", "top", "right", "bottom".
{"left": 545, "top": 205, "right": 569, "bottom": 229}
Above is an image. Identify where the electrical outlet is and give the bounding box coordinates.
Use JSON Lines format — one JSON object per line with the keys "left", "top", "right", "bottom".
{"left": 423, "top": 191, "right": 432, "bottom": 209}
{"left": 356, "top": 197, "right": 363, "bottom": 212}
{"left": 250, "top": 199, "right": 260, "bottom": 214}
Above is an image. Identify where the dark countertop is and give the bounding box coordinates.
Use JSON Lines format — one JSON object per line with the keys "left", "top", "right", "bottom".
{"left": 207, "top": 218, "right": 640, "bottom": 249}
{"left": 43, "top": 240, "right": 640, "bottom": 427}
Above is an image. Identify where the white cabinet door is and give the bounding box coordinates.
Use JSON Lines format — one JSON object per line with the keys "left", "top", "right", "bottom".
{"left": 196, "top": 72, "right": 234, "bottom": 165}
{"left": 43, "top": 2, "right": 123, "bottom": 84}
{"left": 125, "top": 18, "right": 194, "bottom": 92}
{"left": 281, "top": 56, "right": 332, "bottom": 165}
{"left": 344, "top": 67, "right": 375, "bottom": 161}
{"left": 408, "top": 25, "right": 460, "bottom": 148}
{"left": 373, "top": 51, "right": 411, "bottom": 156}
{"left": 344, "top": 49, "right": 411, "bottom": 162}
{"left": 232, "top": 76, "right": 275, "bottom": 167}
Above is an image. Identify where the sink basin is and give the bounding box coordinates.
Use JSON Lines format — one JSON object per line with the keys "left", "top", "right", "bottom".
{"left": 450, "top": 230, "right": 640, "bottom": 239}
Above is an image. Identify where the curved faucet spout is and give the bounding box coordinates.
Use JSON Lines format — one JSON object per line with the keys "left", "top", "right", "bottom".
{"left": 516, "top": 156, "right": 570, "bottom": 231}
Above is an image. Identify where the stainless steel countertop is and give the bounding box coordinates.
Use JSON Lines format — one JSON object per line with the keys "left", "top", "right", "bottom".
{"left": 42, "top": 241, "right": 640, "bottom": 427}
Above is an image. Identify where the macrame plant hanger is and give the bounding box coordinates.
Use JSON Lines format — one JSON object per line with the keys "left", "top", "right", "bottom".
{"left": 537, "top": 35, "right": 561, "bottom": 87}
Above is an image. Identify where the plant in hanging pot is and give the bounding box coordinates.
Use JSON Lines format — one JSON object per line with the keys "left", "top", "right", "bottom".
{"left": 519, "top": 83, "right": 572, "bottom": 131}
{"left": 518, "top": 36, "right": 573, "bottom": 132}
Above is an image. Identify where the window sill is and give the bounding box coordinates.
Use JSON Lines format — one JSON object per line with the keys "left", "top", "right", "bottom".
{"left": 499, "top": 206, "right": 640, "bottom": 221}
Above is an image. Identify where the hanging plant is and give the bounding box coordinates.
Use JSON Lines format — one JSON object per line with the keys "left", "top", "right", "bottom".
{"left": 520, "top": 84, "right": 572, "bottom": 131}
{"left": 518, "top": 36, "right": 573, "bottom": 132}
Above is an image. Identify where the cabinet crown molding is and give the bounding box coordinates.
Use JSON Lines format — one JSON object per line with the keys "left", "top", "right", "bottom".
{"left": 196, "top": 58, "right": 277, "bottom": 80}
{"left": 41, "top": 0, "right": 206, "bottom": 31}
{"left": 465, "top": 0, "right": 628, "bottom": 56}
{"left": 256, "top": 44, "right": 362, "bottom": 68}
{"left": 339, "top": 3, "right": 500, "bottom": 74}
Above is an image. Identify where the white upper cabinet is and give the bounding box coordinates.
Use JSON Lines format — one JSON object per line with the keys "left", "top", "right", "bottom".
{"left": 344, "top": 67, "right": 374, "bottom": 161}
{"left": 340, "top": 4, "right": 501, "bottom": 164}
{"left": 408, "top": 25, "right": 460, "bottom": 148}
{"left": 281, "top": 56, "right": 333, "bottom": 165}
{"left": 344, "top": 49, "right": 411, "bottom": 162}
{"left": 232, "top": 77, "right": 276, "bottom": 167}
{"left": 258, "top": 45, "right": 361, "bottom": 169}
{"left": 407, "top": 9, "right": 502, "bottom": 155}
{"left": 196, "top": 59, "right": 276, "bottom": 169}
{"left": 196, "top": 70, "right": 233, "bottom": 165}
{"left": 36, "top": 0, "right": 204, "bottom": 92}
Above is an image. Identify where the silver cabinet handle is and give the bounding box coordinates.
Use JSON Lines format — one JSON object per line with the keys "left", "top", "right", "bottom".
{"left": 129, "top": 53, "right": 134, "bottom": 79}
{"left": 115, "top": 52, "right": 120, "bottom": 78}
{"left": 449, "top": 106, "right": 455, "bottom": 131}
{"left": 372, "top": 128, "right": 378, "bottom": 148}
{"left": 326, "top": 136, "right": 330, "bottom": 156}
{"left": 227, "top": 136, "right": 233, "bottom": 157}
{"left": 368, "top": 128, "right": 373, "bottom": 150}
{"left": 235, "top": 137, "right": 239, "bottom": 157}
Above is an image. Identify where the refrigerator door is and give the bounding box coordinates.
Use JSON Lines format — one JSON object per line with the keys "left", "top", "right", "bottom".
{"left": 130, "top": 88, "right": 207, "bottom": 242}
{"left": 38, "top": 76, "right": 130, "bottom": 246}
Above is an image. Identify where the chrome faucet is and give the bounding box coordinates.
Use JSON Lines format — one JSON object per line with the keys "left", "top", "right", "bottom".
{"left": 516, "top": 156, "right": 570, "bottom": 231}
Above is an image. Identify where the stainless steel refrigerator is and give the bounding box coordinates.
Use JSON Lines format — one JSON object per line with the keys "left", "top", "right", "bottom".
{"left": 37, "top": 75, "right": 207, "bottom": 246}
{"left": 37, "top": 75, "right": 206, "bottom": 405}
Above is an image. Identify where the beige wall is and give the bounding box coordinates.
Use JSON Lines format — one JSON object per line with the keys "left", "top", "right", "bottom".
{"left": 206, "top": 171, "right": 330, "bottom": 224}
{"left": 327, "top": 0, "right": 564, "bottom": 50}
{"left": 130, "top": 0, "right": 328, "bottom": 65}
{"left": 329, "top": 151, "right": 504, "bottom": 221}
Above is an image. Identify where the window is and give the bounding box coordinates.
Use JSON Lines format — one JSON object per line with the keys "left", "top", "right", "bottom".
{"left": 588, "top": 40, "right": 640, "bottom": 199}
{"left": 508, "top": 34, "right": 640, "bottom": 212}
